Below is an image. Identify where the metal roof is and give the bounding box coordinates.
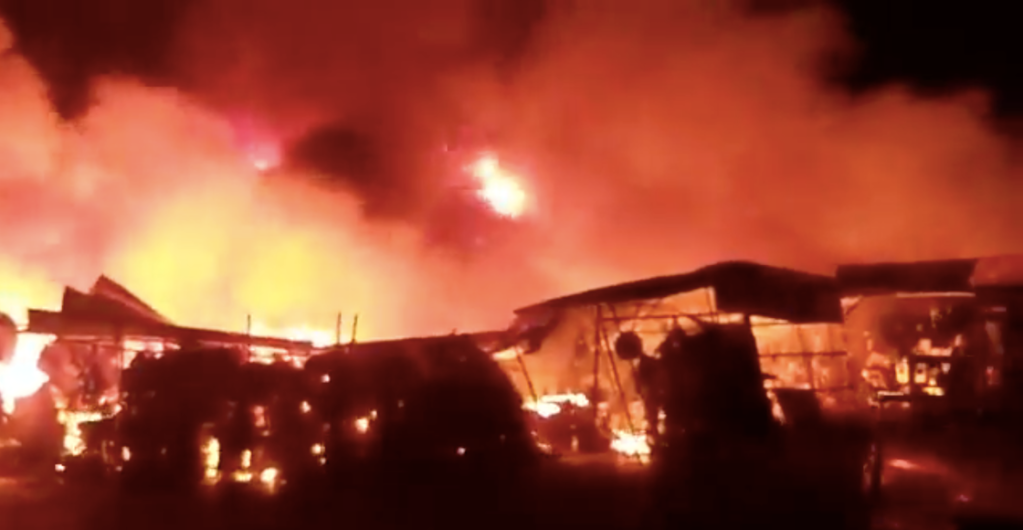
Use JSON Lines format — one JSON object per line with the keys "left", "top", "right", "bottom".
{"left": 514, "top": 260, "right": 843, "bottom": 324}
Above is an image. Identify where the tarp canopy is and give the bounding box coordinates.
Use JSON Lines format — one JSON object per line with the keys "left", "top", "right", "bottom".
{"left": 836, "top": 255, "right": 1023, "bottom": 296}
{"left": 514, "top": 260, "right": 843, "bottom": 324}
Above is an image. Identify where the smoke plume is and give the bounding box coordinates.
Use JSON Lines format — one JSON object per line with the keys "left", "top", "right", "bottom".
{"left": 1, "top": 1, "right": 1021, "bottom": 339}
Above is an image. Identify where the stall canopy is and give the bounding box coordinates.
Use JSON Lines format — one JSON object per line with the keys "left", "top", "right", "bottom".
{"left": 514, "top": 260, "right": 843, "bottom": 324}
{"left": 836, "top": 255, "right": 1023, "bottom": 296}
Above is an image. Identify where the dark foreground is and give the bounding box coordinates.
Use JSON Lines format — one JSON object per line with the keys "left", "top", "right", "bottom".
{"left": 3, "top": 448, "right": 1022, "bottom": 530}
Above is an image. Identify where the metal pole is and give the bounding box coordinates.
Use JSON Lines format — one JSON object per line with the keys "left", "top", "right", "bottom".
{"left": 592, "top": 306, "right": 602, "bottom": 417}
{"left": 246, "top": 314, "right": 252, "bottom": 361}
{"left": 597, "top": 307, "right": 635, "bottom": 433}
{"left": 350, "top": 315, "right": 359, "bottom": 345}
{"left": 335, "top": 313, "right": 343, "bottom": 346}
{"left": 515, "top": 346, "right": 539, "bottom": 404}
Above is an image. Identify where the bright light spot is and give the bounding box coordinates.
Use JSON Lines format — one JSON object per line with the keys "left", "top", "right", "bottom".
{"left": 121, "top": 446, "right": 132, "bottom": 462}
{"left": 250, "top": 321, "right": 336, "bottom": 347}
{"left": 610, "top": 431, "right": 651, "bottom": 458}
{"left": 0, "top": 332, "right": 55, "bottom": 414}
{"left": 491, "top": 347, "right": 520, "bottom": 362}
{"left": 243, "top": 140, "right": 281, "bottom": 173}
{"left": 456, "top": 447, "right": 466, "bottom": 456}
{"left": 300, "top": 401, "right": 312, "bottom": 414}
{"left": 889, "top": 459, "right": 922, "bottom": 471}
{"left": 260, "top": 467, "right": 278, "bottom": 485}
{"left": 465, "top": 154, "right": 528, "bottom": 218}
{"left": 311, "top": 444, "right": 324, "bottom": 456}
{"left": 355, "top": 417, "right": 370, "bottom": 434}
{"left": 523, "top": 393, "right": 590, "bottom": 419}
{"left": 58, "top": 410, "right": 105, "bottom": 456}
{"left": 202, "top": 437, "right": 221, "bottom": 483}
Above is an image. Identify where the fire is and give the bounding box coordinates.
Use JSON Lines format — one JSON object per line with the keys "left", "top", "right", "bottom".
{"left": 523, "top": 392, "right": 590, "bottom": 418}
{"left": 57, "top": 410, "right": 107, "bottom": 456}
{"left": 0, "top": 333, "right": 53, "bottom": 414}
{"left": 465, "top": 154, "right": 529, "bottom": 219}
{"left": 201, "top": 435, "right": 221, "bottom": 483}
{"left": 0, "top": 293, "right": 56, "bottom": 414}
{"left": 610, "top": 430, "right": 651, "bottom": 458}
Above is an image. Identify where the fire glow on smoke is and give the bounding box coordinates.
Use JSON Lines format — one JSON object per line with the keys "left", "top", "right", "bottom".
{"left": 465, "top": 154, "right": 529, "bottom": 219}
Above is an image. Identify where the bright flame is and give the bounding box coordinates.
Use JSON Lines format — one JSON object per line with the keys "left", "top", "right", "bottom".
{"left": 250, "top": 321, "right": 337, "bottom": 347}
{"left": 0, "top": 332, "right": 54, "bottom": 413}
{"left": 610, "top": 430, "right": 651, "bottom": 459}
{"left": 523, "top": 392, "right": 590, "bottom": 418}
{"left": 465, "top": 154, "right": 528, "bottom": 218}
{"left": 259, "top": 467, "right": 278, "bottom": 486}
{"left": 57, "top": 410, "right": 105, "bottom": 456}
{"left": 202, "top": 436, "right": 221, "bottom": 483}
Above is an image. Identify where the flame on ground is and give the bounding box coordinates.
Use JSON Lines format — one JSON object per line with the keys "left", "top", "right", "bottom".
{"left": 610, "top": 430, "right": 651, "bottom": 459}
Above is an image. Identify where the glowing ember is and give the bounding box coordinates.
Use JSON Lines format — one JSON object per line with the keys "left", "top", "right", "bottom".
{"left": 465, "top": 154, "right": 528, "bottom": 218}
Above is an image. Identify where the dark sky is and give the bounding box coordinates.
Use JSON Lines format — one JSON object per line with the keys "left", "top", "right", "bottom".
{"left": 1, "top": 0, "right": 1021, "bottom": 120}
{"left": 833, "top": 1, "right": 1023, "bottom": 116}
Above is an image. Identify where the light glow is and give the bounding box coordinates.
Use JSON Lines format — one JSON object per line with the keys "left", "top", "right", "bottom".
{"left": 465, "top": 154, "right": 528, "bottom": 219}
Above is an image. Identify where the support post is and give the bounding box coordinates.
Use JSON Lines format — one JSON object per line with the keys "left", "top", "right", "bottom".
{"left": 335, "top": 313, "right": 343, "bottom": 346}
{"left": 350, "top": 315, "right": 359, "bottom": 345}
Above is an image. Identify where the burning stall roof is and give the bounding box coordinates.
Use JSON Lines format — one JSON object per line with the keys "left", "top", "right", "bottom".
{"left": 836, "top": 255, "right": 1023, "bottom": 296}
{"left": 515, "top": 260, "right": 844, "bottom": 324}
{"left": 496, "top": 261, "right": 855, "bottom": 457}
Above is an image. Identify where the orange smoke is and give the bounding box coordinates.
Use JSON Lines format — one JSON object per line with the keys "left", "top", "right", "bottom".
{"left": 4, "top": 0, "right": 1023, "bottom": 362}
{"left": 0, "top": 15, "right": 544, "bottom": 350}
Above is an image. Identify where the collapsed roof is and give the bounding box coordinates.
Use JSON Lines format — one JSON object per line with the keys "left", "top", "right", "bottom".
{"left": 25, "top": 276, "right": 312, "bottom": 350}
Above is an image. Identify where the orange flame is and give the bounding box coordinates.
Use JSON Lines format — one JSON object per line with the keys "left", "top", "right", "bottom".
{"left": 465, "top": 154, "right": 528, "bottom": 219}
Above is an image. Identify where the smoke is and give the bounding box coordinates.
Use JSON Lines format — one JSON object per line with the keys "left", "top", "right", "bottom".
{"left": 2, "top": 1, "right": 1022, "bottom": 339}
{"left": 0, "top": 14, "right": 537, "bottom": 337}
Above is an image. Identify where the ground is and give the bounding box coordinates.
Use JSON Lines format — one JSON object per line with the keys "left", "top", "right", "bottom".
{"left": 2, "top": 445, "right": 1021, "bottom": 530}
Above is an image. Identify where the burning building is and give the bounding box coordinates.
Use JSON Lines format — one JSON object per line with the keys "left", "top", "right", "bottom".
{"left": 492, "top": 260, "right": 856, "bottom": 460}
{"left": 836, "top": 255, "right": 1023, "bottom": 420}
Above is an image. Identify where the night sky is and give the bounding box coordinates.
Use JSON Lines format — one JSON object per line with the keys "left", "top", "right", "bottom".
{"left": 1, "top": 0, "right": 1020, "bottom": 121}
